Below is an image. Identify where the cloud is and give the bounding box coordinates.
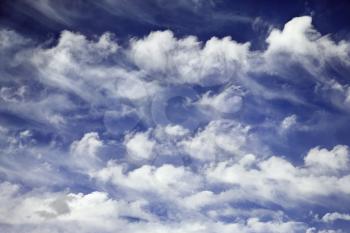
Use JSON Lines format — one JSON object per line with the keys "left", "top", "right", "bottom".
{"left": 70, "top": 132, "right": 103, "bottom": 158}
{"left": 129, "top": 30, "right": 250, "bottom": 84}
{"left": 31, "top": 30, "right": 119, "bottom": 100}
{"left": 266, "top": 16, "right": 319, "bottom": 56}
{"left": 197, "top": 85, "right": 244, "bottom": 114}
{"left": 304, "top": 145, "right": 350, "bottom": 172}
{"left": 124, "top": 131, "right": 156, "bottom": 161}
{"left": 0, "top": 181, "right": 152, "bottom": 232}
{"left": 181, "top": 120, "right": 259, "bottom": 161}
{"left": 1, "top": 16, "right": 349, "bottom": 135}
{"left": 0, "top": 130, "right": 68, "bottom": 187}
{"left": 264, "top": 16, "right": 350, "bottom": 96}
{"left": 162, "top": 124, "right": 190, "bottom": 137}
{"left": 322, "top": 212, "right": 350, "bottom": 223}
{"left": 1, "top": 15, "right": 350, "bottom": 233}
{"left": 93, "top": 162, "right": 202, "bottom": 198}
{"left": 280, "top": 114, "right": 297, "bottom": 131}
{"left": 265, "top": 16, "right": 350, "bottom": 64}
{"left": 0, "top": 29, "right": 30, "bottom": 50}
{"left": 0, "top": 182, "right": 308, "bottom": 233}
{"left": 307, "top": 228, "right": 343, "bottom": 233}
{"left": 68, "top": 132, "right": 107, "bottom": 175}
{"left": 206, "top": 145, "right": 350, "bottom": 206}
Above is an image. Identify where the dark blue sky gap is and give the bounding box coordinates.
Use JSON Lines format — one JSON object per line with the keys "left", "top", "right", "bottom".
{"left": 2, "top": 0, "right": 350, "bottom": 45}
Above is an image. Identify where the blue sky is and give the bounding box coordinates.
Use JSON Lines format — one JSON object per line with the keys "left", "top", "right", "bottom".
{"left": 1, "top": 0, "right": 350, "bottom": 232}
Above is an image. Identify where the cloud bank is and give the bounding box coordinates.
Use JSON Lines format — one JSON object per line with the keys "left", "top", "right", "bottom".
{"left": 1, "top": 15, "right": 350, "bottom": 232}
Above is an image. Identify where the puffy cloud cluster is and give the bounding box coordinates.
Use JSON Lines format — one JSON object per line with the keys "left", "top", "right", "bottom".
{"left": 181, "top": 120, "right": 253, "bottom": 161}
{"left": 0, "top": 181, "right": 153, "bottom": 233}
{"left": 206, "top": 145, "right": 350, "bottom": 206}
{"left": 265, "top": 16, "right": 350, "bottom": 66}
{"left": 0, "top": 181, "right": 310, "bottom": 233}
{"left": 1, "top": 15, "right": 350, "bottom": 233}
{"left": 130, "top": 30, "right": 250, "bottom": 84}
{"left": 125, "top": 131, "right": 156, "bottom": 161}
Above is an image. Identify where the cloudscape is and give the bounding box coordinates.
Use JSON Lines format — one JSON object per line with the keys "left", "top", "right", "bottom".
{"left": 1, "top": 1, "right": 350, "bottom": 232}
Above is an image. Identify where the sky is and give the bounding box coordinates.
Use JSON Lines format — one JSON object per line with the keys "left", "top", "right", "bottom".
{"left": 1, "top": 0, "right": 350, "bottom": 232}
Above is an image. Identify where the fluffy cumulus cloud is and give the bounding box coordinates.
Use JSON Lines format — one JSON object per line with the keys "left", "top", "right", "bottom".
{"left": 265, "top": 16, "right": 350, "bottom": 65}
{"left": 181, "top": 120, "right": 253, "bottom": 161}
{"left": 1, "top": 13, "right": 350, "bottom": 233}
{"left": 125, "top": 131, "right": 156, "bottom": 161}
{"left": 129, "top": 30, "right": 250, "bottom": 84}
{"left": 206, "top": 145, "right": 350, "bottom": 206}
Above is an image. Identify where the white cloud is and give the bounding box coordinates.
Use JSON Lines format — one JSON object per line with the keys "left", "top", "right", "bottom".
{"left": 316, "top": 79, "right": 350, "bottom": 111}
{"left": 198, "top": 85, "right": 244, "bottom": 114}
{"left": 264, "top": 16, "right": 350, "bottom": 80}
{"left": 70, "top": 132, "right": 104, "bottom": 173}
{"left": 322, "top": 212, "right": 350, "bottom": 223}
{"left": 0, "top": 29, "right": 30, "bottom": 50}
{"left": 206, "top": 145, "right": 350, "bottom": 206}
{"left": 0, "top": 139, "right": 67, "bottom": 187}
{"left": 0, "top": 86, "right": 27, "bottom": 103}
{"left": 129, "top": 30, "right": 250, "bottom": 84}
{"left": 280, "top": 114, "right": 297, "bottom": 131}
{"left": 306, "top": 227, "right": 344, "bottom": 233}
{"left": 125, "top": 131, "right": 156, "bottom": 161}
{"left": 317, "top": 230, "right": 343, "bottom": 233}
{"left": 29, "top": 30, "right": 158, "bottom": 105}
{"left": 93, "top": 162, "right": 201, "bottom": 197}
{"left": 0, "top": 181, "right": 152, "bottom": 232}
{"left": 2, "top": 16, "right": 349, "bottom": 132}
{"left": 19, "top": 129, "right": 32, "bottom": 139}
{"left": 163, "top": 124, "right": 190, "bottom": 137}
{"left": 31, "top": 31, "right": 118, "bottom": 99}
{"left": 8, "top": 175, "right": 348, "bottom": 233}
{"left": 266, "top": 16, "right": 320, "bottom": 56}
{"left": 305, "top": 145, "right": 349, "bottom": 172}
{"left": 71, "top": 132, "right": 103, "bottom": 158}
{"left": 0, "top": 181, "right": 309, "bottom": 233}
{"left": 2, "top": 15, "right": 350, "bottom": 233}
{"left": 265, "top": 15, "right": 349, "bottom": 64}
{"left": 181, "top": 120, "right": 251, "bottom": 161}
